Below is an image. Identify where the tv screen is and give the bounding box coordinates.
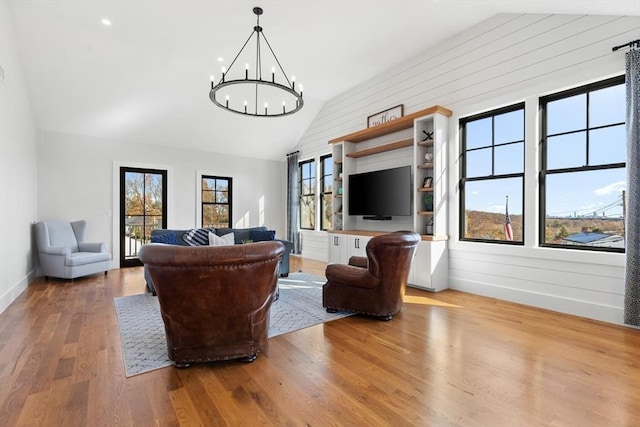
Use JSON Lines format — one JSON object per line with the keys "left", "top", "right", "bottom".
{"left": 348, "top": 166, "right": 411, "bottom": 218}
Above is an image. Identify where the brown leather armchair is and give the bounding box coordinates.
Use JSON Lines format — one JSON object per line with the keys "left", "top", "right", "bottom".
{"left": 323, "top": 231, "right": 420, "bottom": 320}
{"left": 138, "top": 241, "right": 284, "bottom": 367}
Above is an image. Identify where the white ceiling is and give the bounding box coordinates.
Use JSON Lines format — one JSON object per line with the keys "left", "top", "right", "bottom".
{"left": 7, "top": 0, "right": 640, "bottom": 160}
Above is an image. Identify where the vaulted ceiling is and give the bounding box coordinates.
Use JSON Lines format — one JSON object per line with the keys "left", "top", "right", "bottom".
{"left": 8, "top": 1, "right": 640, "bottom": 160}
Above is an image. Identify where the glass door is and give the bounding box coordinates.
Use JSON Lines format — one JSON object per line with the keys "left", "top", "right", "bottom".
{"left": 120, "top": 167, "right": 167, "bottom": 267}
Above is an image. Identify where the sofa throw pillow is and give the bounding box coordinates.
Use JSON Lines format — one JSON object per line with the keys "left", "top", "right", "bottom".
{"left": 183, "top": 227, "right": 215, "bottom": 246}
{"left": 208, "top": 231, "right": 235, "bottom": 246}
{"left": 250, "top": 229, "right": 276, "bottom": 242}
{"left": 150, "top": 232, "right": 179, "bottom": 245}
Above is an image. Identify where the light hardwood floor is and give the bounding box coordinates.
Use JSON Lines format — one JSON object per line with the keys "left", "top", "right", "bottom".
{"left": 0, "top": 255, "right": 639, "bottom": 426}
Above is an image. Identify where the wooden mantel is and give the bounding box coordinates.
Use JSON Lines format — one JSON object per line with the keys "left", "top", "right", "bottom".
{"left": 328, "top": 105, "right": 452, "bottom": 144}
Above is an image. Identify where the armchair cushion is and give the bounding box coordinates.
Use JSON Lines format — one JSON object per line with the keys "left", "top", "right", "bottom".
{"left": 67, "top": 251, "right": 111, "bottom": 267}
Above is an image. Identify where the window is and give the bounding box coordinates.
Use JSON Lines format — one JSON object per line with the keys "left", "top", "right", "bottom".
{"left": 540, "top": 76, "right": 625, "bottom": 251}
{"left": 201, "top": 175, "right": 232, "bottom": 228}
{"left": 299, "top": 159, "right": 316, "bottom": 230}
{"left": 320, "top": 154, "right": 333, "bottom": 230}
{"left": 460, "top": 103, "right": 525, "bottom": 243}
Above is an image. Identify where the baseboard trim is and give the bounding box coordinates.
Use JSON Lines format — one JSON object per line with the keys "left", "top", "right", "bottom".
{"left": 0, "top": 268, "right": 35, "bottom": 315}
{"left": 449, "top": 277, "right": 624, "bottom": 325}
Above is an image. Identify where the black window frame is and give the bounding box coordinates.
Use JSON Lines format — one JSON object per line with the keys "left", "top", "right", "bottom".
{"left": 201, "top": 175, "right": 232, "bottom": 229}
{"left": 299, "top": 158, "right": 316, "bottom": 230}
{"left": 539, "top": 75, "right": 626, "bottom": 253}
{"left": 320, "top": 154, "right": 333, "bottom": 231}
{"left": 459, "top": 102, "right": 526, "bottom": 244}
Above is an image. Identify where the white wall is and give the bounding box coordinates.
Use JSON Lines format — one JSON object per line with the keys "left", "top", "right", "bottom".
{"left": 294, "top": 14, "right": 640, "bottom": 325}
{"left": 0, "top": 1, "right": 39, "bottom": 314}
{"left": 38, "top": 130, "right": 285, "bottom": 268}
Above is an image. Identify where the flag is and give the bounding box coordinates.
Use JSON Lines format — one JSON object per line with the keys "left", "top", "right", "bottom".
{"left": 505, "top": 196, "right": 513, "bottom": 241}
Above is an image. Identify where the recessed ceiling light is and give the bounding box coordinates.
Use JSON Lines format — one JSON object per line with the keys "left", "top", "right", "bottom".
{"left": 217, "top": 57, "right": 224, "bottom": 62}
{"left": 101, "top": 18, "right": 111, "bottom": 26}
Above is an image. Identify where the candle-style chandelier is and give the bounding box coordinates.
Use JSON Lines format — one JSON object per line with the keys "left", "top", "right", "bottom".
{"left": 209, "top": 7, "right": 304, "bottom": 117}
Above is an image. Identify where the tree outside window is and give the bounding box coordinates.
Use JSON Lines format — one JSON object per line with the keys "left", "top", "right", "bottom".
{"left": 320, "top": 154, "right": 333, "bottom": 230}
{"left": 299, "top": 159, "right": 316, "bottom": 230}
{"left": 202, "top": 175, "right": 232, "bottom": 228}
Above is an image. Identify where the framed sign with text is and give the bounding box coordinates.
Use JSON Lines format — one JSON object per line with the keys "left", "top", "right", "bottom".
{"left": 367, "top": 104, "right": 404, "bottom": 127}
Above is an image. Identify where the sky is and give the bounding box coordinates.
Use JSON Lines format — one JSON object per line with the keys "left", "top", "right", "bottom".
{"left": 464, "top": 81, "right": 626, "bottom": 218}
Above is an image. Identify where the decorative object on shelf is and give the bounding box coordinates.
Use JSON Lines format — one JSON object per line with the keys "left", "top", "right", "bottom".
{"left": 208, "top": 7, "right": 303, "bottom": 117}
{"left": 424, "top": 152, "right": 433, "bottom": 163}
{"left": 367, "top": 104, "right": 404, "bottom": 127}
{"left": 422, "top": 130, "right": 434, "bottom": 141}
{"left": 422, "top": 177, "right": 433, "bottom": 188}
{"left": 424, "top": 193, "right": 434, "bottom": 211}
{"left": 426, "top": 218, "right": 434, "bottom": 235}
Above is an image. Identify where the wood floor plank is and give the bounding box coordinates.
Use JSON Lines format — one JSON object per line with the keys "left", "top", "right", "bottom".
{"left": 0, "top": 255, "right": 639, "bottom": 426}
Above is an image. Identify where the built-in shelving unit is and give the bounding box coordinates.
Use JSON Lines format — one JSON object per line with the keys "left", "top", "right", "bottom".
{"left": 327, "top": 105, "right": 451, "bottom": 291}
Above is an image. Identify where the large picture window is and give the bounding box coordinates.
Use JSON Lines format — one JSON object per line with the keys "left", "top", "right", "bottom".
{"left": 540, "top": 76, "right": 626, "bottom": 251}
{"left": 299, "top": 159, "right": 316, "bottom": 230}
{"left": 320, "top": 154, "right": 333, "bottom": 231}
{"left": 460, "top": 103, "right": 525, "bottom": 243}
{"left": 201, "top": 175, "right": 232, "bottom": 228}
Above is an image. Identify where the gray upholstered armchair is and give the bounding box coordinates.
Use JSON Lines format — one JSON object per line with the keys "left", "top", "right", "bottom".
{"left": 35, "top": 220, "right": 111, "bottom": 279}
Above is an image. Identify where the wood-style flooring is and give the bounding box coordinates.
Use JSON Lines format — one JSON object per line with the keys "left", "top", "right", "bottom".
{"left": 0, "top": 255, "right": 639, "bottom": 426}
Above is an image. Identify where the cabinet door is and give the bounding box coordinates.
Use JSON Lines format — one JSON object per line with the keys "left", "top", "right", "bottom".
{"left": 409, "top": 241, "right": 432, "bottom": 289}
{"left": 328, "top": 234, "right": 347, "bottom": 264}
{"left": 347, "top": 235, "right": 370, "bottom": 260}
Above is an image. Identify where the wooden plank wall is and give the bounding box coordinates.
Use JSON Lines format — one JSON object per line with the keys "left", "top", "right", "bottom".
{"left": 293, "top": 13, "right": 640, "bottom": 325}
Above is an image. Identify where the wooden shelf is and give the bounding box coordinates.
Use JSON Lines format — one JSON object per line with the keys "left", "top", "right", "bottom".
{"left": 417, "top": 210, "right": 434, "bottom": 216}
{"left": 417, "top": 163, "right": 433, "bottom": 169}
{"left": 328, "top": 105, "right": 452, "bottom": 144}
{"left": 417, "top": 187, "right": 434, "bottom": 192}
{"left": 417, "top": 140, "right": 434, "bottom": 147}
{"left": 345, "top": 138, "right": 413, "bottom": 158}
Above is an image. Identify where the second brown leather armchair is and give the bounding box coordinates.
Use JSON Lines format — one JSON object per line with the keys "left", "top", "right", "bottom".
{"left": 138, "top": 241, "right": 284, "bottom": 367}
{"left": 323, "top": 231, "right": 420, "bottom": 320}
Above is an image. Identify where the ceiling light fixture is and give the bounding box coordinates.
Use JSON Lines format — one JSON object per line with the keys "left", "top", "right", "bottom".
{"left": 209, "top": 7, "right": 303, "bottom": 117}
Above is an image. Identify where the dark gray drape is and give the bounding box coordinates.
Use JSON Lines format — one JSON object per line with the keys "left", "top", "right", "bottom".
{"left": 624, "top": 48, "right": 640, "bottom": 326}
{"left": 286, "top": 152, "right": 301, "bottom": 254}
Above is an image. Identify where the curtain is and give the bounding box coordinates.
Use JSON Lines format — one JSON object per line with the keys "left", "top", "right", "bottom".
{"left": 624, "top": 48, "right": 640, "bottom": 326}
{"left": 286, "top": 151, "right": 301, "bottom": 254}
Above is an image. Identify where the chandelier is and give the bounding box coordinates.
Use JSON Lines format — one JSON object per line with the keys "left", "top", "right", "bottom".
{"left": 209, "top": 7, "right": 304, "bottom": 117}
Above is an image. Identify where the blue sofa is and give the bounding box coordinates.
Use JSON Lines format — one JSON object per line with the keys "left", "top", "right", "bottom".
{"left": 144, "top": 226, "right": 293, "bottom": 294}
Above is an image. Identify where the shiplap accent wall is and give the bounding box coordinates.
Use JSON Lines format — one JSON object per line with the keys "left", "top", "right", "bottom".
{"left": 294, "top": 14, "right": 640, "bottom": 325}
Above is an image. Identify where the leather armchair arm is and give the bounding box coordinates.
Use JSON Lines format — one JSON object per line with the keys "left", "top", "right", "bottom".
{"left": 78, "top": 242, "right": 106, "bottom": 253}
{"left": 325, "top": 263, "right": 378, "bottom": 289}
{"left": 348, "top": 256, "right": 368, "bottom": 268}
{"left": 42, "top": 246, "right": 71, "bottom": 257}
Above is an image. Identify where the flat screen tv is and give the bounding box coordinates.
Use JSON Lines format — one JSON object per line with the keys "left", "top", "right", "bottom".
{"left": 348, "top": 166, "right": 412, "bottom": 220}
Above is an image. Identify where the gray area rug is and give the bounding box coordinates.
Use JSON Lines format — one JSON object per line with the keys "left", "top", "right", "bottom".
{"left": 113, "top": 273, "right": 352, "bottom": 376}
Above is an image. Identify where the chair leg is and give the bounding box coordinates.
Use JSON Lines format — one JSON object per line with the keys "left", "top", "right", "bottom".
{"left": 237, "top": 354, "right": 257, "bottom": 363}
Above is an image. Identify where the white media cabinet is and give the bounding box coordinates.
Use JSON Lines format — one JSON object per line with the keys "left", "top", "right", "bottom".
{"left": 327, "top": 105, "right": 451, "bottom": 291}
